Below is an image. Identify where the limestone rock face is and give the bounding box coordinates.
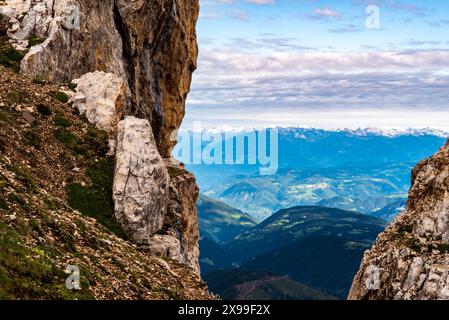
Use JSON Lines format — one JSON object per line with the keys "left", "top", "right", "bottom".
{"left": 1, "top": 0, "right": 199, "bottom": 157}
{"left": 158, "top": 158, "right": 200, "bottom": 273}
{"left": 113, "top": 116, "right": 170, "bottom": 245}
{"left": 146, "top": 234, "right": 183, "bottom": 263}
{"left": 349, "top": 140, "right": 449, "bottom": 300}
{"left": 73, "top": 71, "right": 127, "bottom": 153}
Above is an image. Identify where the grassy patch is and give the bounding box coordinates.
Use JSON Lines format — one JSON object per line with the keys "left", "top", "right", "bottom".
{"left": 32, "top": 76, "right": 46, "bottom": 85}
{"left": 0, "top": 221, "right": 94, "bottom": 300}
{"left": 6, "top": 164, "right": 37, "bottom": 192}
{"left": 55, "top": 91, "right": 69, "bottom": 104}
{"left": 67, "top": 158, "right": 126, "bottom": 239}
{"left": 24, "top": 130, "right": 41, "bottom": 149}
{"left": 0, "top": 47, "right": 24, "bottom": 72}
{"left": 6, "top": 90, "right": 27, "bottom": 105}
{"left": 28, "top": 35, "right": 45, "bottom": 47}
{"left": 85, "top": 129, "right": 109, "bottom": 157}
{"left": 54, "top": 115, "right": 71, "bottom": 128}
{"left": 0, "top": 109, "right": 9, "bottom": 123}
{"left": 55, "top": 127, "right": 108, "bottom": 158}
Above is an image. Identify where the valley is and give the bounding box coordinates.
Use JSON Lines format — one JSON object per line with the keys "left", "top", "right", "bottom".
{"left": 193, "top": 128, "right": 448, "bottom": 300}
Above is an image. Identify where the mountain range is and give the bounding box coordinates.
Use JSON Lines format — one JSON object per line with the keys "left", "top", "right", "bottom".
{"left": 188, "top": 128, "right": 446, "bottom": 221}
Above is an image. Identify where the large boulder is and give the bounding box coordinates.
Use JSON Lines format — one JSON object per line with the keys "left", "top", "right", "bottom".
{"left": 73, "top": 71, "right": 127, "bottom": 153}
{"left": 113, "top": 116, "right": 170, "bottom": 245}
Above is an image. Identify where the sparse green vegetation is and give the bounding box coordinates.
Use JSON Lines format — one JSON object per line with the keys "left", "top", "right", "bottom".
{"left": 28, "top": 35, "right": 45, "bottom": 47}
{"left": 55, "top": 91, "right": 69, "bottom": 104}
{"left": 6, "top": 90, "right": 27, "bottom": 105}
{"left": 55, "top": 126, "right": 108, "bottom": 158}
{"left": 55, "top": 128, "right": 78, "bottom": 149}
{"left": 0, "top": 47, "right": 24, "bottom": 72}
{"left": 54, "top": 114, "right": 71, "bottom": 128}
{"left": 0, "top": 221, "right": 94, "bottom": 300}
{"left": 0, "top": 195, "right": 7, "bottom": 210}
{"left": 6, "top": 164, "right": 37, "bottom": 192}
{"left": 0, "top": 109, "right": 9, "bottom": 123}
{"left": 437, "top": 243, "right": 449, "bottom": 254}
{"left": 68, "top": 83, "right": 77, "bottom": 91}
{"left": 24, "top": 130, "right": 41, "bottom": 149}
{"left": 67, "top": 158, "right": 126, "bottom": 239}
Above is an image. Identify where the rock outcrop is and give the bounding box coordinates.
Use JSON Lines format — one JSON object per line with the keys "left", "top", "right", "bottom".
{"left": 1, "top": 0, "right": 199, "bottom": 157}
{"left": 0, "top": 63, "right": 214, "bottom": 298}
{"left": 73, "top": 71, "right": 127, "bottom": 153}
{"left": 113, "top": 116, "right": 170, "bottom": 245}
{"left": 1, "top": 0, "right": 202, "bottom": 274}
{"left": 349, "top": 140, "right": 449, "bottom": 300}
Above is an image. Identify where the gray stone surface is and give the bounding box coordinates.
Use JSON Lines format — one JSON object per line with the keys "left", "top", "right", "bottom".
{"left": 113, "top": 116, "right": 170, "bottom": 245}
{"left": 349, "top": 140, "right": 449, "bottom": 300}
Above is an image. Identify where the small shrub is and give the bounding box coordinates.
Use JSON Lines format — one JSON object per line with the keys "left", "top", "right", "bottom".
{"left": 24, "top": 130, "right": 42, "bottom": 149}
{"left": 37, "top": 104, "right": 52, "bottom": 116}
{"left": 0, "top": 110, "right": 9, "bottom": 123}
{"left": 54, "top": 115, "right": 71, "bottom": 128}
{"left": 55, "top": 129, "right": 78, "bottom": 149}
{"left": 28, "top": 35, "right": 45, "bottom": 47}
{"left": 55, "top": 91, "right": 69, "bottom": 104}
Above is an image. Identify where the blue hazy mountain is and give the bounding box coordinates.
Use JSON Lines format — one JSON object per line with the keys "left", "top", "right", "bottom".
{"left": 369, "top": 199, "right": 407, "bottom": 222}
{"left": 186, "top": 128, "right": 446, "bottom": 221}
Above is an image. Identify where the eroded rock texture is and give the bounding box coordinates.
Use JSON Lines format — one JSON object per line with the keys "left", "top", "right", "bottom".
{"left": 73, "top": 71, "right": 127, "bottom": 153}
{"left": 113, "top": 116, "right": 170, "bottom": 245}
{"left": 349, "top": 140, "right": 449, "bottom": 300}
{"left": 162, "top": 158, "right": 200, "bottom": 273}
{"left": 1, "top": 0, "right": 199, "bottom": 157}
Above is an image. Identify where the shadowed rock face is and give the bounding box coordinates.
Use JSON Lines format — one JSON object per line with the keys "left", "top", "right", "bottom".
{"left": 114, "top": 0, "right": 199, "bottom": 157}
{"left": 5, "top": 0, "right": 199, "bottom": 157}
{"left": 349, "top": 140, "right": 449, "bottom": 300}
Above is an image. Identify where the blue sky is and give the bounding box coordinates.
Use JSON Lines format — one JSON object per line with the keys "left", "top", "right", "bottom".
{"left": 183, "top": 0, "right": 449, "bottom": 130}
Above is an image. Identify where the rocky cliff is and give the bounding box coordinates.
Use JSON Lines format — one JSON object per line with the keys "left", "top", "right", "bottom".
{"left": 0, "top": 0, "right": 204, "bottom": 297}
{"left": 3, "top": 0, "right": 198, "bottom": 157}
{"left": 349, "top": 140, "right": 449, "bottom": 300}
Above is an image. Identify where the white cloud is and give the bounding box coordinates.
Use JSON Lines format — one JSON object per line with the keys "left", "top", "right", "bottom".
{"left": 185, "top": 48, "right": 449, "bottom": 129}
{"left": 244, "top": 0, "right": 274, "bottom": 4}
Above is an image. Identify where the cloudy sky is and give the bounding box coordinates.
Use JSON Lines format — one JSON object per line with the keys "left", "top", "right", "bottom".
{"left": 183, "top": 0, "right": 449, "bottom": 130}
